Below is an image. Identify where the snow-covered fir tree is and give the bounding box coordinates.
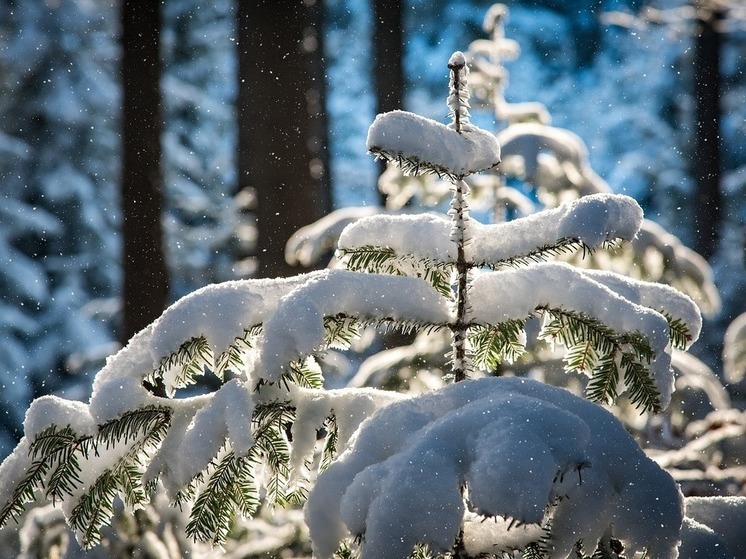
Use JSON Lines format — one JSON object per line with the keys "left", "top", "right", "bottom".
{"left": 1, "top": 45, "right": 734, "bottom": 558}
{"left": 288, "top": 5, "right": 724, "bottom": 441}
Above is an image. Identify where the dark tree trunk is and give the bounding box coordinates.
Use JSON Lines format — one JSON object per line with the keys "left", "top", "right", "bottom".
{"left": 692, "top": 6, "right": 723, "bottom": 260}
{"left": 237, "top": 0, "right": 332, "bottom": 278}
{"left": 372, "top": 0, "right": 404, "bottom": 205}
{"left": 121, "top": 0, "right": 168, "bottom": 341}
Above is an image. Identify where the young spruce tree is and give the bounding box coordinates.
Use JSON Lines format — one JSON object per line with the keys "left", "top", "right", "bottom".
{"left": 0, "top": 52, "right": 701, "bottom": 559}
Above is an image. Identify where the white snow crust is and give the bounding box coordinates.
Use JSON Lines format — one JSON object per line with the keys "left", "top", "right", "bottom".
{"left": 23, "top": 395, "right": 96, "bottom": 440}
{"left": 289, "top": 385, "right": 405, "bottom": 479}
{"left": 305, "top": 377, "right": 683, "bottom": 559}
{"left": 165, "top": 379, "right": 254, "bottom": 490}
{"left": 149, "top": 274, "right": 325, "bottom": 367}
{"left": 88, "top": 273, "right": 328, "bottom": 424}
{"left": 584, "top": 268, "right": 702, "bottom": 347}
{"left": 468, "top": 193, "right": 643, "bottom": 264}
{"left": 338, "top": 212, "right": 454, "bottom": 262}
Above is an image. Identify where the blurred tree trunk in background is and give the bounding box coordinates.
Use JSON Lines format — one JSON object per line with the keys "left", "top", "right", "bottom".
{"left": 238, "top": 0, "right": 332, "bottom": 278}
{"left": 121, "top": 0, "right": 169, "bottom": 341}
{"left": 372, "top": 0, "right": 403, "bottom": 206}
{"left": 692, "top": 3, "right": 724, "bottom": 260}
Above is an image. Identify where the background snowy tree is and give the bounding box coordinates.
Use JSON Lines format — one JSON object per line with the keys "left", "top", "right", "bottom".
{"left": 161, "top": 0, "right": 239, "bottom": 297}
{"left": 0, "top": 1, "right": 121, "bottom": 454}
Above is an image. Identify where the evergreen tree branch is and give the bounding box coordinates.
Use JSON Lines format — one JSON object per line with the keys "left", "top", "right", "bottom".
{"left": 97, "top": 407, "right": 171, "bottom": 448}
{"left": 66, "top": 407, "right": 172, "bottom": 548}
{"left": 537, "top": 307, "right": 661, "bottom": 412}
{"left": 253, "top": 405, "right": 293, "bottom": 505}
{"left": 585, "top": 355, "right": 620, "bottom": 405}
{"left": 660, "top": 311, "right": 693, "bottom": 350}
{"left": 481, "top": 238, "right": 620, "bottom": 270}
{"left": 145, "top": 336, "right": 212, "bottom": 395}
{"left": 286, "top": 359, "right": 324, "bottom": 390}
{"left": 369, "top": 148, "right": 464, "bottom": 182}
{"left": 338, "top": 245, "right": 453, "bottom": 297}
{"left": 320, "top": 415, "right": 339, "bottom": 473}
{"left": 214, "top": 325, "right": 263, "bottom": 379}
{"left": 69, "top": 469, "right": 120, "bottom": 548}
{"left": 186, "top": 449, "right": 256, "bottom": 546}
{"left": 324, "top": 315, "right": 362, "bottom": 349}
{"left": 469, "top": 320, "right": 527, "bottom": 371}
{"left": 0, "top": 426, "right": 85, "bottom": 526}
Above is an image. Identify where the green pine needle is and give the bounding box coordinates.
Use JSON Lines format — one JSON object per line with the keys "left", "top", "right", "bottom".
{"left": 563, "top": 340, "right": 599, "bottom": 375}
{"left": 538, "top": 307, "right": 661, "bottom": 413}
{"left": 187, "top": 450, "right": 256, "bottom": 545}
{"left": 469, "top": 320, "right": 526, "bottom": 371}
{"left": 370, "top": 147, "right": 463, "bottom": 182}
{"left": 214, "top": 326, "right": 261, "bottom": 379}
{"left": 146, "top": 336, "right": 212, "bottom": 395}
{"left": 585, "top": 355, "right": 620, "bottom": 405}
{"left": 69, "top": 470, "right": 119, "bottom": 549}
{"left": 660, "top": 312, "right": 692, "bottom": 350}
{"left": 324, "top": 315, "right": 362, "bottom": 349}
{"left": 0, "top": 425, "right": 81, "bottom": 527}
{"left": 287, "top": 359, "right": 325, "bottom": 390}
{"left": 523, "top": 542, "right": 549, "bottom": 559}
{"left": 320, "top": 415, "right": 339, "bottom": 473}
{"left": 97, "top": 407, "right": 171, "bottom": 449}
{"left": 483, "top": 238, "right": 592, "bottom": 270}
{"left": 339, "top": 245, "right": 453, "bottom": 297}
{"left": 621, "top": 354, "right": 662, "bottom": 412}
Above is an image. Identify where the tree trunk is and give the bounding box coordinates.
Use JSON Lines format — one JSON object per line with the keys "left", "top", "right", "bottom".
{"left": 692, "top": 5, "right": 723, "bottom": 260}
{"left": 237, "top": 0, "right": 332, "bottom": 278}
{"left": 121, "top": 0, "right": 168, "bottom": 341}
{"left": 372, "top": 0, "right": 403, "bottom": 206}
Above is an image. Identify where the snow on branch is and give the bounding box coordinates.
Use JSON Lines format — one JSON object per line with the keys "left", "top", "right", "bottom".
{"left": 366, "top": 110, "right": 500, "bottom": 179}
{"left": 338, "top": 212, "right": 454, "bottom": 264}
{"left": 337, "top": 193, "right": 643, "bottom": 269}
{"left": 258, "top": 269, "right": 451, "bottom": 382}
{"left": 306, "top": 377, "right": 684, "bottom": 559}
{"left": 88, "top": 272, "right": 327, "bottom": 422}
{"left": 468, "top": 192, "right": 643, "bottom": 265}
{"left": 583, "top": 268, "right": 702, "bottom": 348}
{"left": 469, "top": 262, "right": 700, "bottom": 409}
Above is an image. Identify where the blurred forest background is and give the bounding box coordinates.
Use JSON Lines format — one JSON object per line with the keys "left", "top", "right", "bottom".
{"left": 0, "top": 0, "right": 744, "bottom": 457}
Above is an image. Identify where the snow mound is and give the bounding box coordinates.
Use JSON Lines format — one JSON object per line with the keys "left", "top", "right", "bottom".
{"left": 306, "top": 377, "right": 683, "bottom": 559}
{"left": 682, "top": 496, "right": 746, "bottom": 559}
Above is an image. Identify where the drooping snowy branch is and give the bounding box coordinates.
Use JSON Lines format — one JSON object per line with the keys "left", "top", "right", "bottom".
{"left": 306, "top": 377, "right": 684, "bottom": 559}
{"left": 285, "top": 206, "right": 380, "bottom": 267}
{"left": 90, "top": 272, "right": 327, "bottom": 421}
{"left": 258, "top": 269, "right": 451, "bottom": 382}
{"left": 468, "top": 262, "right": 701, "bottom": 409}
{"left": 467, "top": 192, "right": 643, "bottom": 266}
{"left": 338, "top": 193, "right": 643, "bottom": 268}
